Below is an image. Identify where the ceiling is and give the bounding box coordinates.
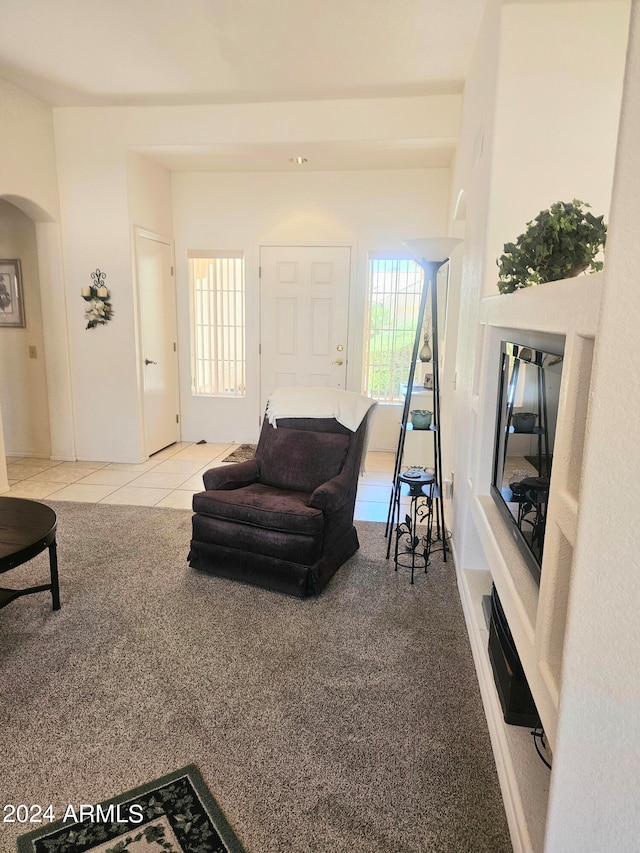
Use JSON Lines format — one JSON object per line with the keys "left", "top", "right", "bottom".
{"left": 0, "top": 0, "right": 487, "bottom": 171}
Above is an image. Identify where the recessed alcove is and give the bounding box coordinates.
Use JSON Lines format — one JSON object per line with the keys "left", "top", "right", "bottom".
{"left": 453, "top": 273, "right": 603, "bottom": 853}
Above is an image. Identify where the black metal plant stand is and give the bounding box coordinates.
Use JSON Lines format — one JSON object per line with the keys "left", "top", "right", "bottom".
{"left": 391, "top": 471, "right": 435, "bottom": 583}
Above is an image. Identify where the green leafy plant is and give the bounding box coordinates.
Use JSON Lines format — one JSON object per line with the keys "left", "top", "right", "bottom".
{"left": 497, "top": 199, "right": 607, "bottom": 294}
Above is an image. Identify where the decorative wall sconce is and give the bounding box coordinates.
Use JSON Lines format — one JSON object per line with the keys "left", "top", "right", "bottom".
{"left": 81, "top": 269, "right": 113, "bottom": 329}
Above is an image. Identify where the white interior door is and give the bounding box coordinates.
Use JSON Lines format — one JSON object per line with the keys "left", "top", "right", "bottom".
{"left": 136, "top": 230, "right": 180, "bottom": 456}
{"left": 260, "top": 245, "right": 351, "bottom": 412}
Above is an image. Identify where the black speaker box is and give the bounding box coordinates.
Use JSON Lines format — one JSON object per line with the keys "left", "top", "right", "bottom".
{"left": 488, "top": 586, "right": 539, "bottom": 727}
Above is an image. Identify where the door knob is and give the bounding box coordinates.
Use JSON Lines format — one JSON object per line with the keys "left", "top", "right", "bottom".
{"left": 331, "top": 359, "right": 344, "bottom": 366}
{"left": 145, "top": 358, "right": 157, "bottom": 366}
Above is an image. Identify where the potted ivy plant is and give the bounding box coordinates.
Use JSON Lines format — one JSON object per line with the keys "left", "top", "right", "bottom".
{"left": 497, "top": 199, "right": 607, "bottom": 294}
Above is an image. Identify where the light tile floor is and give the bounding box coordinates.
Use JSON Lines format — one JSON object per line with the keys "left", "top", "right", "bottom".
{"left": 5, "top": 442, "right": 397, "bottom": 522}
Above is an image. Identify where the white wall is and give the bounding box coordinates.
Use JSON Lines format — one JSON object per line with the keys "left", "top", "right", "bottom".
{"left": 544, "top": 6, "right": 640, "bottom": 849}
{"left": 126, "top": 151, "right": 174, "bottom": 457}
{"left": 485, "top": 0, "right": 630, "bottom": 295}
{"left": 0, "top": 200, "right": 51, "bottom": 456}
{"left": 448, "top": 0, "right": 635, "bottom": 850}
{"left": 127, "top": 152, "right": 173, "bottom": 240}
{"left": 55, "top": 124, "right": 142, "bottom": 462}
{"left": 449, "top": 0, "right": 504, "bottom": 556}
{"left": 0, "top": 78, "right": 60, "bottom": 220}
{"left": 449, "top": 0, "right": 628, "bottom": 549}
{"left": 47, "top": 147, "right": 175, "bottom": 465}
{"left": 0, "top": 77, "right": 74, "bottom": 463}
{"left": 53, "top": 95, "right": 459, "bottom": 459}
{"left": 172, "top": 168, "right": 450, "bottom": 445}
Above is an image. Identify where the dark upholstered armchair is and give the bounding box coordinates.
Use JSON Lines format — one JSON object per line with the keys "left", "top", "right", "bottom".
{"left": 188, "top": 400, "right": 373, "bottom": 598}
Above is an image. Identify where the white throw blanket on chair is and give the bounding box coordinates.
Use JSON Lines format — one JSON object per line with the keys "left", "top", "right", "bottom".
{"left": 265, "top": 387, "right": 377, "bottom": 471}
{"left": 266, "top": 387, "right": 375, "bottom": 431}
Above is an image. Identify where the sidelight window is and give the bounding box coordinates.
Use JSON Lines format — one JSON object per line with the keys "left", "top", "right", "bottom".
{"left": 362, "top": 255, "right": 424, "bottom": 403}
{"left": 189, "top": 251, "right": 246, "bottom": 397}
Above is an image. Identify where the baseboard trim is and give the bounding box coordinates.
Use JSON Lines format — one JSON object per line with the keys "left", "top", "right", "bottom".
{"left": 5, "top": 452, "right": 52, "bottom": 459}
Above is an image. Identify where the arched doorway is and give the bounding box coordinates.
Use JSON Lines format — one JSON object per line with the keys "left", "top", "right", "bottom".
{"left": 0, "top": 198, "right": 51, "bottom": 457}
{"left": 0, "top": 194, "right": 74, "bottom": 476}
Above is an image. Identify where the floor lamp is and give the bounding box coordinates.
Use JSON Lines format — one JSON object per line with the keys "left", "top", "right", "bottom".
{"left": 385, "top": 237, "right": 461, "bottom": 565}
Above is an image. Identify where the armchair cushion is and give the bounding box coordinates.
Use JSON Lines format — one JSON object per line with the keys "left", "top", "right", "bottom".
{"left": 258, "top": 427, "right": 349, "bottom": 493}
{"left": 193, "top": 483, "right": 324, "bottom": 535}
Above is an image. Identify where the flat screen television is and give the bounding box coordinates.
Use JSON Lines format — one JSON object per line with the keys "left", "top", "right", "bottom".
{"left": 491, "top": 341, "right": 564, "bottom": 584}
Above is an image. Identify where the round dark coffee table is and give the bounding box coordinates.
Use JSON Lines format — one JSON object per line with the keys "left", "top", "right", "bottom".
{"left": 0, "top": 496, "right": 60, "bottom": 611}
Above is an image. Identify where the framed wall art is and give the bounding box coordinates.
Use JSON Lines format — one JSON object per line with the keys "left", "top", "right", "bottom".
{"left": 0, "top": 259, "right": 25, "bottom": 328}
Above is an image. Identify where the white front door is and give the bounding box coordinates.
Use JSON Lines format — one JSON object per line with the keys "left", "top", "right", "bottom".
{"left": 136, "top": 230, "right": 180, "bottom": 456}
{"left": 260, "top": 245, "right": 351, "bottom": 412}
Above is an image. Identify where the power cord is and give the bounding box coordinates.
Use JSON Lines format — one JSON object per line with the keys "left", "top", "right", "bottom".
{"left": 531, "top": 721, "right": 552, "bottom": 770}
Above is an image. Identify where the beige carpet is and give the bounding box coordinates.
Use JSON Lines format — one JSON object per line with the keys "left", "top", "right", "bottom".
{"left": 0, "top": 501, "right": 512, "bottom": 853}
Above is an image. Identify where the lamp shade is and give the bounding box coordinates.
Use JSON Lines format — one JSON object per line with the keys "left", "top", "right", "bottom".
{"left": 403, "top": 237, "right": 462, "bottom": 265}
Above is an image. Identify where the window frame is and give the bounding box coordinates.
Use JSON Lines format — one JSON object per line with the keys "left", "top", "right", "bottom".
{"left": 362, "top": 252, "right": 425, "bottom": 404}
{"left": 188, "top": 250, "right": 246, "bottom": 398}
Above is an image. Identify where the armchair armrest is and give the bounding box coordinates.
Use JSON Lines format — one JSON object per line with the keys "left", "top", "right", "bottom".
{"left": 309, "top": 469, "right": 353, "bottom": 512}
{"left": 202, "top": 458, "right": 259, "bottom": 491}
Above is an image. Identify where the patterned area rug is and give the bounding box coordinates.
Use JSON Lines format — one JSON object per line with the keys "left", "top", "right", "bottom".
{"left": 17, "top": 765, "right": 246, "bottom": 853}
{"left": 222, "top": 444, "right": 257, "bottom": 463}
